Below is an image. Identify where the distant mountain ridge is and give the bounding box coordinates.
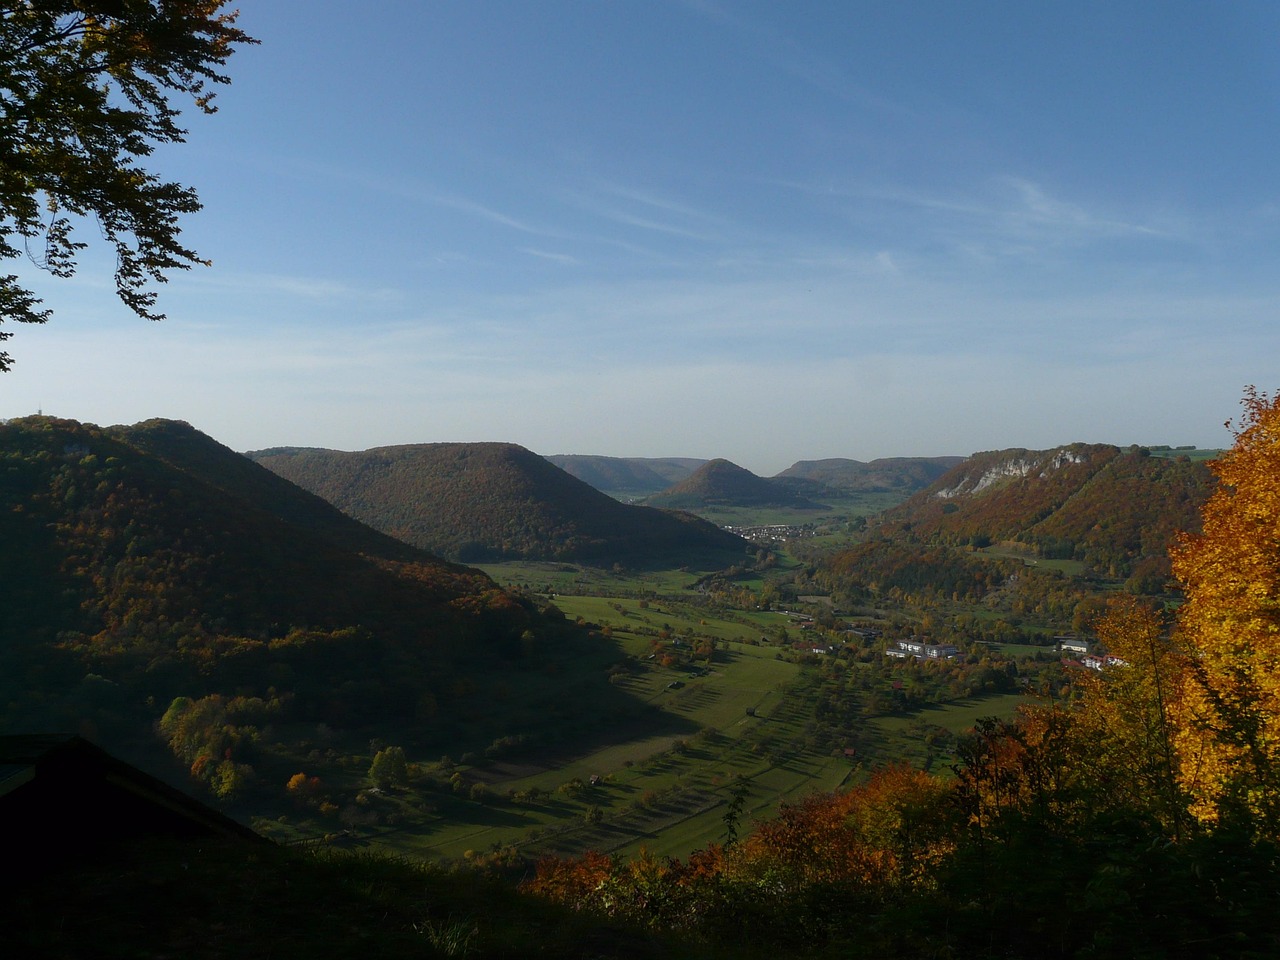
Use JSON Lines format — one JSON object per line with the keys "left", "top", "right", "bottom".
{"left": 544, "top": 455, "right": 706, "bottom": 498}
{"left": 644, "top": 458, "right": 827, "bottom": 510}
{"left": 777, "top": 456, "right": 966, "bottom": 492}
{"left": 546, "top": 453, "right": 964, "bottom": 500}
{"left": 247, "top": 443, "right": 749, "bottom": 565}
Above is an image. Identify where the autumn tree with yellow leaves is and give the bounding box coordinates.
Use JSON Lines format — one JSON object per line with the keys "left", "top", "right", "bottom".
{"left": 1169, "top": 387, "right": 1280, "bottom": 835}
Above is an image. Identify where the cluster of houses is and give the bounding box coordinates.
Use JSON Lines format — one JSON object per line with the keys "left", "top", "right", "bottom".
{"left": 1056, "top": 636, "right": 1127, "bottom": 670}
{"left": 770, "top": 611, "right": 1127, "bottom": 672}
{"left": 776, "top": 614, "right": 886, "bottom": 657}
{"left": 885, "top": 639, "right": 960, "bottom": 661}
{"left": 724, "top": 523, "right": 813, "bottom": 545}
{"left": 881, "top": 633, "right": 1127, "bottom": 670}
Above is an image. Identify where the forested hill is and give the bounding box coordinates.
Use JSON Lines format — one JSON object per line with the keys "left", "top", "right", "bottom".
{"left": 877, "top": 443, "right": 1214, "bottom": 582}
{"left": 116, "top": 419, "right": 435, "bottom": 564}
{"left": 0, "top": 417, "right": 551, "bottom": 793}
{"left": 0, "top": 417, "right": 586, "bottom": 798}
{"left": 543, "top": 454, "right": 962, "bottom": 499}
{"left": 544, "top": 454, "right": 705, "bottom": 498}
{"left": 645, "top": 458, "right": 827, "bottom": 510}
{"left": 247, "top": 443, "right": 749, "bottom": 565}
{"left": 0, "top": 417, "right": 514, "bottom": 643}
{"left": 776, "top": 456, "right": 966, "bottom": 492}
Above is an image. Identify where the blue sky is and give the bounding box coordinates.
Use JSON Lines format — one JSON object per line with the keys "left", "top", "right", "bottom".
{"left": 5, "top": 1, "right": 1280, "bottom": 474}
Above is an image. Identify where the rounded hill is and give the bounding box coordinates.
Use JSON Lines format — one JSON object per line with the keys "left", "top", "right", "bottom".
{"left": 645, "top": 458, "right": 827, "bottom": 510}
{"left": 247, "top": 442, "right": 750, "bottom": 565}
{"left": 0, "top": 417, "right": 510, "bottom": 646}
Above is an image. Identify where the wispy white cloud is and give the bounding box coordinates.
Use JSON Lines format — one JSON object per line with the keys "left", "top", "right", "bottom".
{"left": 559, "top": 183, "right": 728, "bottom": 243}
{"left": 594, "top": 208, "right": 711, "bottom": 240}
{"left": 253, "top": 154, "right": 569, "bottom": 242}
{"left": 427, "top": 193, "right": 559, "bottom": 237}
{"left": 772, "top": 246, "right": 907, "bottom": 276}
{"left": 7, "top": 268, "right": 1267, "bottom": 472}
{"left": 826, "top": 176, "right": 1175, "bottom": 237}
{"left": 521, "top": 248, "right": 581, "bottom": 266}
{"left": 773, "top": 175, "right": 1193, "bottom": 271}
{"left": 592, "top": 181, "right": 732, "bottom": 225}
{"left": 994, "top": 177, "right": 1172, "bottom": 238}
{"left": 872, "top": 251, "right": 900, "bottom": 274}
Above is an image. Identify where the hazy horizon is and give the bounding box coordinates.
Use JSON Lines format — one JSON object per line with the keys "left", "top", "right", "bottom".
{"left": 2, "top": 408, "right": 1222, "bottom": 480}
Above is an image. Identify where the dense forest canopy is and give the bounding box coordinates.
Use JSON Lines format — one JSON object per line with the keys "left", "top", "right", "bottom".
{"left": 247, "top": 442, "right": 750, "bottom": 564}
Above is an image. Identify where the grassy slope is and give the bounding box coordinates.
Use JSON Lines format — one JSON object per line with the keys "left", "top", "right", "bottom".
{"left": 338, "top": 580, "right": 1029, "bottom": 865}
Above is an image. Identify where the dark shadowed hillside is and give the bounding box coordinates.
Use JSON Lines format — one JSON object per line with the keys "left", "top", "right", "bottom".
{"left": 113, "top": 419, "right": 439, "bottom": 564}
{"left": 544, "top": 454, "right": 706, "bottom": 498}
{"left": 644, "top": 458, "right": 828, "bottom": 511}
{"left": 0, "top": 417, "right": 576, "bottom": 788}
{"left": 247, "top": 443, "right": 749, "bottom": 565}
{"left": 0, "top": 416, "right": 684, "bottom": 814}
{"left": 0, "top": 417, "right": 506, "bottom": 645}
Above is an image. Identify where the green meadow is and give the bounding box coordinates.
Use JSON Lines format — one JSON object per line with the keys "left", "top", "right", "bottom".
{"left": 306, "top": 570, "right": 1032, "bottom": 864}
{"left": 676, "top": 491, "right": 907, "bottom": 529}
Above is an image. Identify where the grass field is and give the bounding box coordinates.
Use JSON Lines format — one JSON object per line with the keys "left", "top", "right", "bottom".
{"left": 259, "top": 553, "right": 1035, "bottom": 865}
{"left": 1147, "top": 447, "right": 1223, "bottom": 462}
{"left": 361, "top": 671, "right": 1028, "bottom": 863}
{"left": 553, "top": 593, "right": 791, "bottom": 639}
{"left": 867, "top": 692, "right": 1032, "bottom": 771}
{"left": 335, "top": 578, "right": 1031, "bottom": 864}
{"left": 474, "top": 561, "right": 714, "bottom": 596}
{"left": 366, "top": 628, "right": 827, "bottom": 862}
{"left": 974, "top": 545, "right": 1086, "bottom": 576}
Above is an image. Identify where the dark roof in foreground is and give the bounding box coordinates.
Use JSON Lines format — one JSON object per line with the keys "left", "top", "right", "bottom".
{"left": 0, "top": 734, "right": 266, "bottom": 852}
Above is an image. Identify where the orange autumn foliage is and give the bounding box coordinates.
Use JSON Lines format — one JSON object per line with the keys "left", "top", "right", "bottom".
{"left": 525, "top": 849, "right": 617, "bottom": 907}
{"left": 525, "top": 766, "right": 957, "bottom": 928}
{"left": 525, "top": 846, "right": 727, "bottom": 931}
{"left": 951, "top": 706, "right": 1090, "bottom": 833}
{"left": 738, "top": 766, "right": 955, "bottom": 893}
{"left": 1170, "top": 387, "right": 1280, "bottom": 834}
